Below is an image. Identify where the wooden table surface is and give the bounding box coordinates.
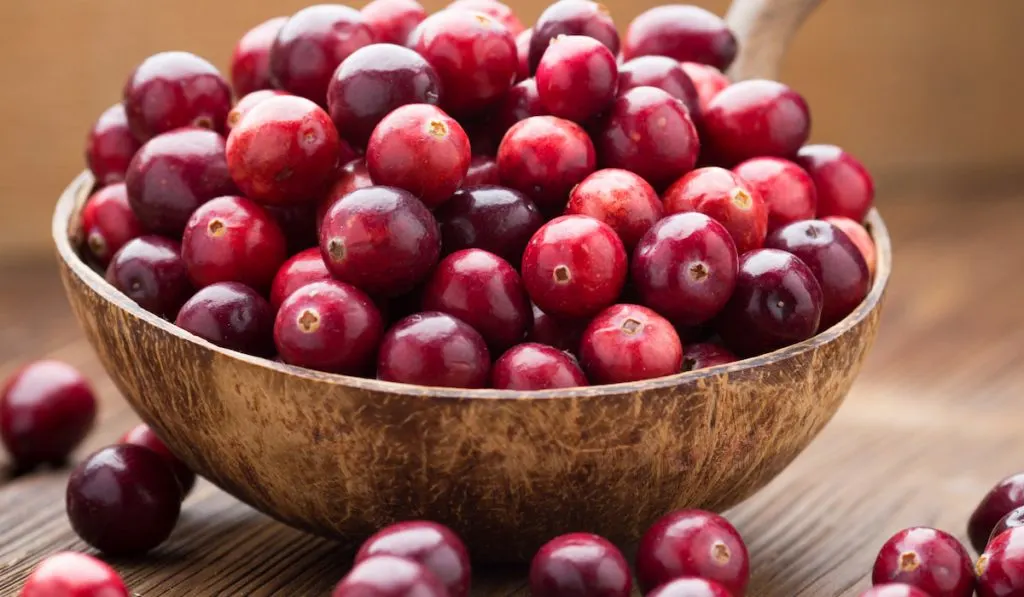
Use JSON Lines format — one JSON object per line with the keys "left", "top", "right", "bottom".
{"left": 1, "top": 179, "right": 1022, "bottom": 596}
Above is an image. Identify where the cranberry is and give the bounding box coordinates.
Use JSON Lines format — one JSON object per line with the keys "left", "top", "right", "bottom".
{"left": 463, "top": 155, "right": 500, "bottom": 187}
{"left": 636, "top": 509, "right": 750, "bottom": 595}
{"left": 497, "top": 116, "right": 596, "bottom": 213}
{"left": 632, "top": 212, "right": 738, "bottom": 327}
{"left": 824, "top": 216, "right": 877, "bottom": 278}
{"left": 86, "top": 104, "right": 141, "bottom": 186}
{"left": 120, "top": 423, "right": 195, "bottom": 499}
{"left": 269, "top": 248, "right": 331, "bottom": 309}
{"left": 265, "top": 202, "right": 319, "bottom": 254}
{"left": 377, "top": 312, "right": 490, "bottom": 388}
{"left": 663, "top": 166, "right": 769, "bottom": 254}
{"left": 361, "top": 0, "right": 427, "bottom": 45}
{"left": 20, "top": 552, "right": 129, "bottom": 597}
{"left": 529, "top": 532, "right": 631, "bottom": 597}
{"left": 682, "top": 342, "right": 737, "bottom": 372}
{"left": 409, "top": 10, "right": 517, "bottom": 117}
{"left": 81, "top": 184, "right": 143, "bottom": 267}
{"left": 716, "top": 249, "right": 823, "bottom": 356}
{"left": 226, "top": 89, "right": 288, "bottom": 135}
{"left": 434, "top": 186, "right": 541, "bottom": 264}
{"left": 991, "top": 507, "right": 1024, "bottom": 547}
{"left": 528, "top": 305, "right": 586, "bottom": 354}
{"left": 181, "top": 196, "right": 287, "bottom": 291}
{"left": 872, "top": 527, "right": 974, "bottom": 597}
{"left": 597, "top": 86, "right": 699, "bottom": 190}
{"left": 320, "top": 186, "right": 440, "bottom": 297}
{"left": 231, "top": 17, "right": 287, "bottom": 96}
{"left": 733, "top": 157, "right": 817, "bottom": 231}
{"left": 125, "top": 128, "right": 236, "bottom": 235}
{"left": 528, "top": 0, "right": 619, "bottom": 74}
{"left": 623, "top": 5, "right": 737, "bottom": 71}
{"left": 66, "top": 445, "right": 181, "bottom": 555}
{"left": 618, "top": 56, "right": 701, "bottom": 122}
{"left": 366, "top": 104, "right": 471, "bottom": 207}
{"left": 566, "top": 168, "right": 663, "bottom": 250}
{"left": 647, "top": 578, "right": 733, "bottom": 597}
{"left": 858, "top": 585, "right": 933, "bottom": 597}
{"left": 355, "top": 521, "right": 471, "bottom": 597}
{"left": 796, "top": 144, "right": 876, "bottom": 222}
{"left": 536, "top": 35, "right": 618, "bottom": 124}
{"left": 174, "top": 282, "right": 275, "bottom": 356}
{"left": 703, "top": 79, "right": 811, "bottom": 166}
{"left": 969, "top": 473, "right": 1024, "bottom": 554}
{"left": 317, "top": 159, "right": 375, "bottom": 228}
{"left": 979, "top": 527, "right": 1024, "bottom": 596}
{"left": 492, "top": 343, "right": 587, "bottom": 390}
{"left": 679, "top": 62, "right": 730, "bottom": 113}
{"left": 516, "top": 29, "right": 533, "bottom": 81}
{"left": 105, "top": 236, "right": 192, "bottom": 319}
{"left": 448, "top": 0, "right": 524, "bottom": 36}
{"left": 493, "top": 78, "right": 547, "bottom": 136}
{"left": 333, "top": 555, "right": 448, "bottom": 597}
{"left": 579, "top": 304, "right": 682, "bottom": 384}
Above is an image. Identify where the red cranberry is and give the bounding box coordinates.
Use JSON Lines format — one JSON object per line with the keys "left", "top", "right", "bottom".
{"left": 516, "top": 29, "right": 533, "bottom": 81}
{"left": 618, "top": 56, "right": 701, "bottom": 122}
{"left": 716, "top": 249, "right": 823, "bottom": 356}
{"left": 20, "top": 552, "right": 129, "bottom": 597}
{"left": 320, "top": 186, "right": 440, "bottom": 297}
{"left": 125, "top": 128, "right": 236, "bottom": 235}
{"left": 226, "top": 89, "right": 288, "bottom": 135}
{"left": 333, "top": 555, "right": 447, "bottom": 597}
{"left": 823, "top": 216, "right": 877, "bottom": 278}
{"left": 680, "top": 62, "right": 730, "bottom": 113}
{"left": 86, "top": 104, "right": 141, "bottom": 186}
{"left": 377, "top": 312, "right": 490, "bottom": 388}
{"left": 493, "top": 78, "right": 547, "bottom": 136}
{"left": 106, "top": 236, "right": 193, "bottom": 319}
{"left": 703, "top": 79, "right": 811, "bottom": 166}
{"left": 67, "top": 445, "right": 182, "bottom": 555}
{"left": 530, "top": 532, "right": 631, "bottom": 597}
{"left": 521, "top": 215, "right": 626, "bottom": 319}
{"left": 647, "top": 578, "right": 733, "bottom": 597}
{"left": 181, "top": 196, "right": 287, "bottom": 291}
{"left": 597, "top": 86, "right": 699, "bottom": 190}
{"left": 859, "top": 585, "right": 933, "bottom": 597}
{"left": 174, "top": 282, "right": 275, "bottom": 356}
{"left": 636, "top": 509, "right": 750, "bottom": 595}
{"left": 536, "top": 35, "right": 618, "bottom": 124}
{"left": 81, "top": 184, "right": 143, "bottom": 267}
{"left": 528, "top": 305, "right": 586, "bottom": 354}
{"left": 580, "top": 304, "right": 682, "bottom": 384}
{"left": 796, "top": 144, "right": 875, "bottom": 222}
{"left": 623, "top": 5, "right": 737, "bottom": 71}
{"left": 969, "top": 473, "right": 1024, "bottom": 554}
{"left": 317, "top": 159, "right": 375, "bottom": 228}
{"left": 120, "top": 423, "right": 195, "bottom": 499}
{"left": 361, "top": 0, "right": 427, "bottom": 45}
{"left": 0, "top": 361, "right": 95, "bottom": 469}
{"left": 566, "top": 168, "right": 663, "bottom": 250}
{"left": 270, "top": 248, "right": 331, "bottom": 309}
{"left": 663, "top": 166, "right": 768, "bottom": 254}
{"left": 231, "top": 17, "right": 287, "bottom": 97}
{"left": 528, "top": 1, "right": 619, "bottom": 74}
{"left": 991, "top": 507, "right": 1024, "bottom": 547}
{"left": 872, "top": 527, "right": 974, "bottom": 597}
{"left": 435, "top": 185, "right": 541, "bottom": 264}
{"left": 492, "top": 343, "right": 587, "bottom": 390}
{"left": 123, "top": 52, "right": 232, "bottom": 141}
{"left": 463, "top": 155, "right": 500, "bottom": 187}
{"left": 733, "top": 157, "right": 818, "bottom": 231}
{"left": 356, "top": 521, "right": 471, "bottom": 597}
{"left": 497, "top": 116, "right": 596, "bottom": 213}
{"left": 978, "top": 527, "right": 1024, "bottom": 596}
{"left": 448, "top": 0, "right": 524, "bottom": 36}
{"left": 682, "top": 342, "right": 737, "bottom": 372}
{"left": 265, "top": 202, "right": 319, "bottom": 254}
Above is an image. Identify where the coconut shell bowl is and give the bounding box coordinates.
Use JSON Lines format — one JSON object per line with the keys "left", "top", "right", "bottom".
{"left": 53, "top": 0, "right": 888, "bottom": 562}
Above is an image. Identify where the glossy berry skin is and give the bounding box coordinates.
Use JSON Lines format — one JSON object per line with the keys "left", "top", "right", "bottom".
{"left": 528, "top": 305, "right": 587, "bottom": 355}
{"left": 529, "top": 533, "right": 632, "bottom": 597}
{"left": 703, "top": 79, "right": 811, "bottom": 166}
{"left": 978, "top": 527, "right": 1024, "bottom": 597}
{"left": 320, "top": 186, "right": 441, "bottom": 297}
{"left": 332, "top": 555, "right": 448, "bottom": 597}
{"left": 497, "top": 116, "right": 596, "bottom": 213}
{"left": 682, "top": 343, "right": 738, "bottom": 372}
{"left": 824, "top": 216, "right": 877, "bottom": 278}
{"left": 66, "top": 445, "right": 182, "bottom": 556}
{"left": 636, "top": 509, "right": 750, "bottom": 595}
{"left": 81, "top": 184, "right": 143, "bottom": 267}
{"left": 969, "top": 473, "right": 1024, "bottom": 554}
{"left": 448, "top": 0, "right": 524, "bottom": 36}
{"left": 125, "top": 128, "right": 236, "bottom": 235}
{"left": 0, "top": 361, "right": 96, "bottom": 469}
{"left": 528, "top": 1, "right": 619, "bottom": 74}
{"left": 355, "top": 521, "right": 471, "bottom": 597}
{"left": 522, "top": 215, "right": 627, "bottom": 319}
{"left": 536, "top": 35, "right": 618, "bottom": 124}
{"left": 492, "top": 343, "right": 587, "bottom": 390}
{"left": 663, "top": 166, "right": 769, "bottom": 254}
{"left": 317, "top": 159, "right": 375, "bottom": 229}
{"left": 120, "top": 423, "right": 195, "bottom": 499}
{"left": 632, "top": 213, "right": 738, "bottom": 327}
{"left": 86, "top": 104, "right": 141, "bottom": 186}
{"left": 872, "top": 527, "right": 974, "bottom": 597}
{"left": 377, "top": 312, "right": 490, "bottom": 388}
{"left": 106, "top": 236, "right": 193, "bottom": 319}
{"left": 618, "top": 56, "right": 702, "bottom": 123}
{"left": 174, "top": 282, "right": 275, "bottom": 356}
{"left": 270, "top": 248, "right": 332, "bottom": 309}
{"left": 20, "top": 552, "right": 129, "bottom": 597}
{"left": 716, "top": 249, "right": 823, "bottom": 357}
{"left": 366, "top": 104, "right": 471, "bottom": 207}
{"left": 231, "top": 17, "right": 287, "bottom": 96}
{"left": 516, "top": 29, "right": 532, "bottom": 81}
{"left": 123, "top": 52, "right": 232, "bottom": 141}
{"left": 362, "top": 0, "right": 427, "bottom": 45}
{"left": 623, "top": 5, "right": 737, "bottom": 71}
{"left": 435, "top": 186, "right": 542, "bottom": 264}
{"left": 597, "top": 86, "right": 700, "bottom": 190}
{"left": 646, "top": 578, "right": 734, "bottom": 597}
{"left": 734, "top": 157, "right": 818, "bottom": 231}
{"left": 493, "top": 78, "right": 547, "bottom": 139}
{"left": 566, "top": 168, "right": 663, "bottom": 250}
{"left": 680, "top": 62, "right": 730, "bottom": 113}
{"left": 464, "top": 156, "right": 500, "bottom": 187}
{"left": 181, "top": 196, "right": 287, "bottom": 291}
{"left": 796, "top": 144, "right": 875, "bottom": 222}
{"left": 991, "top": 507, "right": 1024, "bottom": 547}
{"left": 858, "top": 585, "right": 932, "bottom": 597}
{"left": 226, "top": 89, "right": 289, "bottom": 135}
{"left": 580, "top": 304, "right": 682, "bottom": 384}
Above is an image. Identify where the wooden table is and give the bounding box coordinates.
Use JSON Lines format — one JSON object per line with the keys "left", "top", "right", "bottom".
{"left": 1, "top": 181, "right": 1022, "bottom": 596}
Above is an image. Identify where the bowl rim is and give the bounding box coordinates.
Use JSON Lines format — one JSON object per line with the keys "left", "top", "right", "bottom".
{"left": 54, "top": 170, "right": 892, "bottom": 401}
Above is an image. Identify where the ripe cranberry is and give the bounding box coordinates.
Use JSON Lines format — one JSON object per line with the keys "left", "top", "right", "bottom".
{"left": 497, "top": 116, "right": 596, "bottom": 213}
{"left": 20, "top": 552, "right": 129, "bottom": 597}
{"left": 120, "top": 423, "right": 195, "bottom": 499}
{"left": 597, "top": 86, "right": 699, "bottom": 190}
{"left": 493, "top": 78, "right": 547, "bottom": 136}
{"left": 269, "top": 248, "right": 331, "bottom": 309}
{"left": 231, "top": 17, "right": 287, "bottom": 96}
{"left": 378, "top": 312, "right": 490, "bottom": 388}
{"left": 521, "top": 215, "right": 626, "bottom": 319}
{"left": 226, "top": 89, "right": 288, "bottom": 135}
{"left": 978, "top": 527, "right": 1024, "bottom": 597}
{"left": 463, "top": 155, "right": 500, "bottom": 187}
{"left": 317, "top": 159, "right": 375, "bottom": 228}
{"left": 435, "top": 186, "right": 541, "bottom": 264}
{"left": 566, "top": 168, "right": 663, "bottom": 250}
{"left": 67, "top": 445, "right": 181, "bottom": 555}
{"left": 623, "top": 5, "right": 737, "bottom": 71}
{"left": 86, "top": 104, "right": 141, "bottom": 186}
{"left": 682, "top": 342, "right": 737, "bottom": 372}
{"left": 409, "top": 10, "right": 517, "bottom": 116}
{"left": 123, "top": 52, "right": 232, "bottom": 141}
{"left": 492, "top": 343, "right": 587, "bottom": 390}
{"left": 361, "top": 0, "right": 426, "bottom": 45}
{"left": 536, "top": 35, "right": 618, "bottom": 124}
{"left": 81, "top": 184, "right": 143, "bottom": 267}
{"left": 969, "top": 473, "right": 1024, "bottom": 554}
{"left": 717, "top": 249, "right": 823, "bottom": 356}
{"left": 580, "top": 304, "right": 682, "bottom": 384}
{"left": 528, "top": 305, "right": 586, "bottom": 354}
{"left": 663, "top": 166, "right": 768, "bottom": 254}
{"left": 105, "top": 236, "right": 192, "bottom": 319}
{"left": 125, "top": 128, "right": 236, "bottom": 235}
{"left": 530, "top": 533, "right": 631, "bottom": 597}
{"left": 733, "top": 157, "right": 818, "bottom": 231}
{"left": 636, "top": 509, "right": 750, "bottom": 595}
{"left": 796, "top": 144, "right": 875, "bottom": 222}
{"left": 448, "top": 0, "right": 524, "bottom": 36}
{"left": 647, "top": 578, "right": 733, "bottom": 597}
{"left": 872, "top": 527, "right": 974, "bottom": 597}
{"left": 515, "top": 29, "right": 533, "bottom": 81}
{"left": 680, "top": 62, "right": 730, "bottom": 113}
{"left": 265, "top": 202, "right": 319, "bottom": 254}
{"left": 703, "top": 79, "right": 811, "bottom": 166}
{"left": 356, "top": 521, "right": 471, "bottom": 597}
{"left": 991, "top": 507, "right": 1024, "bottom": 548}
{"left": 824, "top": 216, "right": 877, "bottom": 278}
{"left": 618, "top": 56, "right": 701, "bottom": 122}
{"left": 528, "top": 0, "right": 619, "bottom": 74}
{"left": 333, "top": 555, "right": 448, "bottom": 597}
{"left": 320, "top": 186, "right": 440, "bottom": 297}
{"left": 174, "top": 282, "right": 275, "bottom": 356}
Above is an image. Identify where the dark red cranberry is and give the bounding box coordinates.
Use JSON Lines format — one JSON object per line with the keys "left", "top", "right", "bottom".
{"left": 231, "top": 17, "right": 287, "bottom": 97}
{"left": 663, "top": 166, "right": 768, "bottom": 254}
{"left": 632, "top": 212, "right": 738, "bottom": 327}
{"left": 106, "top": 236, "right": 193, "bottom": 319}
{"left": 20, "top": 552, "right": 129, "bottom": 597}
{"left": 333, "top": 555, "right": 448, "bottom": 597}
{"left": 435, "top": 185, "right": 543, "bottom": 264}
{"left": 623, "top": 5, "right": 737, "bottom": 71}
{"left": 86, "top": 104, "right": 141, "bottom": 186}
{"left": 463, "top": 155, "right": 500, "bottom": 187}
{"left": 81, "top": 184, "right": 143, "bottom": 267}
{"left": 448, "top": 0, "right": 524, "bottom": 36}
{"left": 492, "top": 343, "right": 587, "bottom": 390}
{"left": 872, "top": 527, "right": 974, "bottom": 597}
{"left": 226, "top": 89, "right": 289, "bottom": 135}
{"left": 317, "top": 159, "right": 375, "bottom": 229}
{"left": 536, "top": 35, "right": 618, "bottom": 123}
{"left": 521, "top": 215, "right": 626, "bottom": 319}
{"left": 597, "top": 86, "right": 699, "bottom": 190}
{"left": 990, "top": 507, "right": 1024, "bottom": 547}
{"left": 265, "top": 202, "right": 319, "bottom": 254}
{"left": 618, "top": 56, "right": 701, "bottom": 122}
{"left": 969, "top": 473, "right": 1024, "bottom": 554}
{"left": 824, "top": 216, "right": 877, "bottom": 278}
{"left": 682, "top": 342, "right": 737, "bottom": 372}
{"left": 497, "top": 116, "right": 596, "bottom": 213}
{"left": 566, "top": 168, "right": 663, "bottom": 249}
{"left": 580, "top": 304, "right": 682, "bottom": 384}
{"left": 796, "top": 144, "right": 875, "bottom": 222}
{"left": 270, "top": 248, "right": 332, "bottom": 309}
{"left": 703, "top": 79, "right": 811, "bottom": 166}
{"left": 493, "top": 78, "right": 547, "bottom": 136}
{"left": 361, "top": 0, "right": 427, "bottom": 45}
{"left": 528, "top": 305, "right": 586, "bottom": 354}
{"left": 66, "top": 445, "right": 182, "bottom": 555}
{"left": 181, "top": 196, "right": 287, "bottom": 291}
{"left": 716, "top": 249, "right": 823, "bottom": 356}
{"left": 647, "top": 578, "right": 733, "bottom": 597}
{"left": 123, "top": 51, "right": 232, "bottom": 141}
{"left": 978, "top": 527, "right": 1024, "bottom": 597}
{"left": 530, "top": 533, "right": 631, "bottom": 597}
{"left": 515, "top": 29, "right": 533, "bottom": 81}
{"left": 174, "top": 282, "right": 275, "bottom": 356}
{"left": 636, "top": 509, "right": 750, "bottom": 595}
{"left": 125, "top": 128, "right": 236, "bottom": 235}
{"left": 859, "top": 585, "right": 932, "bottom": 597}
{"left": 680, "top": 62, "right": 730, "bottom": 113}
{"left": 528, "top": 1, "right": 619, "bottom": 74}
{"left": 377, "top": 312, "right": 490, "bottom": 388}
{"left": 355, "top": 521, "right": 471, "bottom": 597}
{"left": 409, "top": 10, "right": 517, "bottom": 117}
{"left": 120, "top": 423, "right": 196, "bottom": 498}
{"left": 0, "top": 361, "right": 95, "bottom": 469}
{"left": 733, "top": 156, "right": 817, "bottom": 231}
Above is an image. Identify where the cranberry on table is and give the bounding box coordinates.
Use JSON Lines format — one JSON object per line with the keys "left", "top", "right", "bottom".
{"left": 463, "top": 156, "right": 500, "bottom": 187}
{"left": 493, "top": 78, "right": 547, "bottom": 136}
{"left": 435, "top": 186, "right": 543, "bottom": 263}
{"left": 230, "top": 17, "right": 287, "bottom": 97}
{"left": 978, "top": 527, "right": 1024, "bottom": 597}
{"left": 580, "top": 304, "right": 682, "bottom": 384}
{"left": 703, "top": 79, "right": 811, "bottom": 166}
{"left": 682, "top": 342, "right": 738, "bottom": 372}
{"left": 81, "top": 184, "right": 143, "bottom": 267}
{"left": 355, "top": 521, "right": 471, "bottom": 597}
{"left": 377, "top": 312, "right": 490, "bottom": 388}
{"left": 20, "top": 552, "right": 129, "bottom": 597}
{"left": 623, "top": 5, "right": 737, "bottom": 71}
{"left": 566, "top": 168, "right": 663, "bottom": 249}
{"left": 333, "top": 555, "right": 448, "bottom": 597}
{"left": 530, "top": 532, "right": 632, "bottom": 597}
{"left": 680, "top": 62, "right": 730, "bottom": 113}
{"left": 796, "top": 144, "right": 876, "bottom": 222}
{"left": 270, "top": 248, "right": 331, "bottom": 309}
{"left": 991, "top": 507, "right": 1024, "bottom": 547}
{"left": 120, "top": 423, "right": 195, "bottom": 499}
{"left": 174, "top": 282, "right": 275, "bottom": 356}
{"left": 858, "top": 585, "right": 933, "bottom": 597}
{"left": 646, "top": 578, "right": 734, "bottom": 597}
{"left": 448, "top": 0, "right": 524, "bottom": 36}
{"left": 361, "top": 0, "right": 427, "bottom": 45}
{"left": 663, "top": 166, "right": 769, "bottom": 254}
{"left": 492, "top": 343, "right": 587, "bottom": 390}
{"left": 824, "top": 216, "right": 878, "bottom": 278}
{"left": 497, "top": 116, "right": 596, "bottom": 213}
{"left": 528, "top": 304, "right": 587, "bottom": 355}
{"left": 968, "top": 473, "right": 1024, "bottom": 554}
{"left": 528, "top": 0, "right": 619, "bottom": 74}
{"left": 85, "top": 104, "right": 141, "bottom": 186}
{"left": 317, "top": 159, "right": 375, "bottom": 228}
{"left": 105, "top": 236, "right": 192, "bottom": 319}
{"left": 536, "top": 35, "right": 619, "bottom": 123}
{"left": 871, "top": 527, "right": 974, "bottom": 597}
{"left": 515, "top": 29, "right": 533, "bottom": 82}
{"left": 733, "top": 157, "right": 818, "bottom": 231}
{"left": 618, "top": 56, "right": 702, "bottom": 122}
{"left": 226, "top": 89, "right": 288, "bottom": 135}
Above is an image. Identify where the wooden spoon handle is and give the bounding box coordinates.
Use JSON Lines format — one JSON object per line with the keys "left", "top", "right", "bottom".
{"left": 725, "top": 0, "right": 825, "bottom": 81}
